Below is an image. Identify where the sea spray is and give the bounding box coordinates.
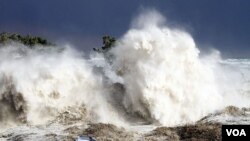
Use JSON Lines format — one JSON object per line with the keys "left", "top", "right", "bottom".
{"left": 111, "top": 11, "right": 223, "bottom": 126}
{"left": 0, "top": 43, "right": 125, "bottom": 126}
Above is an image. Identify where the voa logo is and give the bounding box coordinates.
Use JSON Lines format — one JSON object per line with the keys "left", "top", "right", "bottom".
{"left": 226, "top": 129, "right": 246, "bottom": 136}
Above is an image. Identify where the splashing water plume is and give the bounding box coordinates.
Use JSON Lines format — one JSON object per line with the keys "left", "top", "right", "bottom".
{"left": 111, "top": 10, "right": 223, "bottom": 126}
{"left": 0, "top": 44, "right": 125, "bottom": 128}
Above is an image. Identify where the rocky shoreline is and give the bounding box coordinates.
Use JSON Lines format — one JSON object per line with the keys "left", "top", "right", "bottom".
{"left": 1, "top": 106, "right": 249, "bottom": 141}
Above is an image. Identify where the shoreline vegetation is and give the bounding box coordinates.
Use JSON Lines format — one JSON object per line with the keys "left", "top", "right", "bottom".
{"left": 0, "top": 32, "right": 53, "bottom": 47}
{"left": 0, "top": 33, "right": 116, "bottom": 51}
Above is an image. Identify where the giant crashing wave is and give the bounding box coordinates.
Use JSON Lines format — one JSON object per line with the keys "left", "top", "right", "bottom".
{"left": 0, "top": 10, "right": 250, "bottom": 131}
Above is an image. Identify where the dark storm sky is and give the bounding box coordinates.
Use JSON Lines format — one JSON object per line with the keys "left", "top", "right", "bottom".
{"left": 0, "top": 0, "right": 250, "bottom": 58}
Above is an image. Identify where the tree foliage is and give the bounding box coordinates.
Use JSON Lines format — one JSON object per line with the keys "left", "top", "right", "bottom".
{"left": 93, "top": 36, "right": 116, "bottom": 53}
{"left": 93, "top": 36, "right": 116, "bottom": 64}
{"left": 0, "top": 32, "right": 53, "bottom": 47}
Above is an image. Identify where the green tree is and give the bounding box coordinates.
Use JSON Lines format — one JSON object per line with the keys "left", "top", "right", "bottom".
{"left": 93, "top": 36, "right": 116, "bottom": 53}
{"left": 0, "top": 32, "right": 52, "bottom": 47}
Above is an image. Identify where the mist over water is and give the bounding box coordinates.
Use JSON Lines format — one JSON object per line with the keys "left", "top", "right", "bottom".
{"left": 0, "top": 11, "right": 250, "bottom": 130}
